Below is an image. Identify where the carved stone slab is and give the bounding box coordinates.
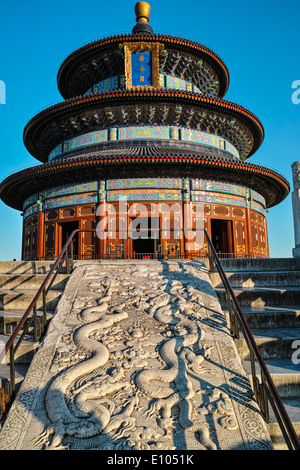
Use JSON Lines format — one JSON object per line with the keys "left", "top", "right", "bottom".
{"left": 0, "top": 260, "right": 272, "bottom": 450}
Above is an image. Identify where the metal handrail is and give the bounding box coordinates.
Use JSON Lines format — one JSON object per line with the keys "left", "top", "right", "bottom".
{"left": 0, "top": 228, "right": 83, "bottom": 417}
{"left": 204, "top": 228, "right": 300, "bottom": 451}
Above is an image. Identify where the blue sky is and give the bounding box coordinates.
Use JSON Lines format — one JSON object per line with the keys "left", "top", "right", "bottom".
{"left": 0, "top": 0, "right": 299, "bottom": 260}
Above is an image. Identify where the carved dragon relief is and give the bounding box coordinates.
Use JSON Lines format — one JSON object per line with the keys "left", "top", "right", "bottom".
{"left": 30, "top": 262, "right": 271, "bottom": 450}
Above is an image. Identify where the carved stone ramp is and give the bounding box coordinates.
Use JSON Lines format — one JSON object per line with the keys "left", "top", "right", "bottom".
{"left": 0, "top": 260, "right": 272, "bottom": 450}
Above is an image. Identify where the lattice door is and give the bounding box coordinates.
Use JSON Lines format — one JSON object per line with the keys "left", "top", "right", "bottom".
{"left": 234, "top": 220, "right": 246, "bottom": 256}
{"left": 23, "top": 215, "right": 39, "bottom": 260}
{"left": 259, "top": 225, "right": 267, "bottom": 255}
{"left": 45, "top": 223, "right": 55, "bottom": 260}
{"left": 82, "top": 219, "right": 96, "bottom": 259}
{"left": 106, "top": 216, "right": 124, "bottom": 258}
{"left": 251, "top": 224, "right": 259, "bottom": 255}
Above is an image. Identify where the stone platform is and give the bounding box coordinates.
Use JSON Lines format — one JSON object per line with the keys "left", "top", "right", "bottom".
{"left": 0, "top": 260, "right": 272, "bottom": 450}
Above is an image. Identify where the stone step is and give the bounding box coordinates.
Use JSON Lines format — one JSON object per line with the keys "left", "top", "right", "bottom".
{"left": 0, "top": 364, "right": 29, "bottom": 416}
{"left": 0, "top": 261, "right": 65, "bottom": 275}
{"left": 0, "top": 334, "right": 39, "bottom": 364}
{"left": 224, "top": 306, "right": 300, "bottom": 329}
{"left": 0, "top": 289, "right": 62, "bottom": 311}
{"left": 219, "top": 258, "right": 300, "bottom": 273}
{"left": 212, "top": 258, "right": 300, "bottom": 449}
{"left": 235, "top": 329, "right": 300, "bottom": 360}
{"left": 0, "top": 309, "right": 54, "bottom": 335}
{"left": 0, "top": 274, "right": 68, "bottom": 291}
{"left": 216, "top": 286, "right": 300, "bottom": 307}
{"left": 267, "top": 399, "right": 300, "bottom": 450}
{"left": 243, "top": 359, "right": 300, "bottom": 449}
{"left": 0, "top": 362, "right": 31, "bottom": 425}
{"left": 211, "top": 271, "right": 300, "bottom": 288}
{"left": 0, "top": 363, "right": 29, "bottom": 388}
{"left": 244, "top": 358, "right": 300, "bottom": 399}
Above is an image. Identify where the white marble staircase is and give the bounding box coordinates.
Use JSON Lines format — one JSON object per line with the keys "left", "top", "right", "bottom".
{"left": 211, "top": 258, "right": 300, "bottom": 449}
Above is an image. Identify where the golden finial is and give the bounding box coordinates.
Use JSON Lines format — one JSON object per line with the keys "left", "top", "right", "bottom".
{"left": 135, "top": 1, "right": 151, "bottom": 24}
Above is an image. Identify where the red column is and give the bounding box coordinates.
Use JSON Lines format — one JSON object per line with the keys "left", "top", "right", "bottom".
{"left": 97, "top": 200, "right": 107, "bottom": 259}
{"left": 182, "top": 179, "right": 195, "bottom": 256}
{"left": 264, "top": 214, "right": 270, "bottom": 257}
{"left": 97, "top": 181, "right": 107, "bottom": 259}
{"left": 37, "top": 201, "right": 44, "bottom": 260}
{"left": 245, "top": 207, "right": 253, "bottom": 256}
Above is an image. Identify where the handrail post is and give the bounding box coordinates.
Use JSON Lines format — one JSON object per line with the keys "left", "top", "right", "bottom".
{"left": 261, "top": 371, "right": 270, "bottom": 422}
{"left": 207, "top": 244, "right": 214, "bottom": 273}
{"left": 33, "top": 304, "right": 38, "bottom": 342}
{"left": 9, "top": 346, "right": 15, "bottom": 397}
{"left": 227, "top": 292, "right": 239, "bottom": 339}
{"left": 42, "top": 287, "right": 46, "bottom": 326}
{"left": 66, "top": 239, "right": 73, "bottom": 274}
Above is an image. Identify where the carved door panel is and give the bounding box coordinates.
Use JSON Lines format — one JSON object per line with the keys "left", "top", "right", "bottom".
{"left": 82, "top": 219, "right": 96, "bottom": 260}
{"left": 251, "top": 224, "right": 259, "bottom": 256}
{"left": 161, "top": 205, "right": 179, "bottom": 257}
{"left": 106, "top": 216, "right": 123, "bottom": 258}
{"left": 24, "top": 228, "right": 31, "bottom": 260}
{"left": 258, "top": 225, "right": 267, "bottom": 255}
{"left": 234, "top": 220, "right": 246, "bottom": 256}
{"left": 23, "top": 215, "right": 39, "bottom": 260}
{"left": 45, "top": 223, "right": 55, "bottom": 260}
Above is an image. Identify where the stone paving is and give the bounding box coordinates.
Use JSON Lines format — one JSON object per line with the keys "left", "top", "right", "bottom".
{"left": 0, "top": 260, "right": 272, "bottom": 450}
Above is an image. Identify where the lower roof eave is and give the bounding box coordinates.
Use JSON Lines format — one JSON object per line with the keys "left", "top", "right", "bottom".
{"left": 0, "top": 154, "right": 290, "bottom": 211}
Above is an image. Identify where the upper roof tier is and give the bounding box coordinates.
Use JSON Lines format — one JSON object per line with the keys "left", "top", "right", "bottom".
{"left": 23, "top": 90, "right": 264, "bottom": 163}
{"left": 23, "top": 2, "right": 263, "bottom": 163}
{"left": 57, "top": 5, "right": 230, "bottom": 100}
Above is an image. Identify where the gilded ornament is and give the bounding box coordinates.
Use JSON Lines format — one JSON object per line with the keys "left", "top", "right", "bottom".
{"left": 134, "top": 1, "right": 151, "bottom": 24}
{"left": 120, "top": 41, "right": 164, "bottom": 90}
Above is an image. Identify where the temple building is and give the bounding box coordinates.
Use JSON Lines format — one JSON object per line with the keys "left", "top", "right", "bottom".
{"left": 0, "top": 2, "right": 289, "bottom": 260}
